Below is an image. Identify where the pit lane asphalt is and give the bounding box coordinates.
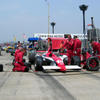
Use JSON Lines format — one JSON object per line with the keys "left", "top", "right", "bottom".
{"left": 0, "top": 51, "right": 100, "bottom": 100}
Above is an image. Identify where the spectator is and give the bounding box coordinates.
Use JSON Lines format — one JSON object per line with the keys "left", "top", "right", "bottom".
{"left": 13, "top": 48, "right": 29, "bottom": 72}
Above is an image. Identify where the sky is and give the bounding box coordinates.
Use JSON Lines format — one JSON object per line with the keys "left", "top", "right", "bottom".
{"left": 0, "top": 0, "right": 100, "bottom": 43}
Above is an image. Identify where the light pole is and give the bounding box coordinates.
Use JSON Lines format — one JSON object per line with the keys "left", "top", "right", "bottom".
{"left": 48, "top": 2, "right": 50, "bottom": 37}
{"left": 45, "top": 0, "right": 50, "bottom": 37}
{"left": 51, "top": 22, "right": 56, "bottom": 34}
{"left": 91, "top": 17, "right": 95, "bottom": 29}
{"left": 79, "top": 4, "right": 88, "bottom": 49}
{"left": 45, "top": 0, "right": 50, "bottom": 47}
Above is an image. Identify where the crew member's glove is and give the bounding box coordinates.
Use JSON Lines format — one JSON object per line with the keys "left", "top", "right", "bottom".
{"left": 23, "top": 59, "right": 26, "bottom": 63}
{"left": 49, "top": 53, "right": 52, "bottom": 57}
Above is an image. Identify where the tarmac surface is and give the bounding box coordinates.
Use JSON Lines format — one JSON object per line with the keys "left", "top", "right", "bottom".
{"left": 0, "top": 51, "right": 100, "bottom": 100}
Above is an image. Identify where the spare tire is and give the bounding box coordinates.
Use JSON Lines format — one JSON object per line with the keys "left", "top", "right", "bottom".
{"left": 86, "top": 57, "right": 99, "bottom": 71}
{"left": 71, "top": 56, "right": 81, "bottom": 66}
{"left": 63, "top": 57, "right": 68, "bottom": 65}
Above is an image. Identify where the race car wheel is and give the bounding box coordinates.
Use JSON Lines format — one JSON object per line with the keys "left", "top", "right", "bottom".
{"left": 35, "top": 56, "right": 44, "bottom": 71}
{"left": 86, "top": 57, "right": 99, "bottom": 71}
{"left": 71, "top": 56, "right": 81, "bottom": 66}
{"left": 63, "top": 57, "right": 68, "bottom": 65}
{"left": 28, "top": 51, "right": 36, "bottom": 64}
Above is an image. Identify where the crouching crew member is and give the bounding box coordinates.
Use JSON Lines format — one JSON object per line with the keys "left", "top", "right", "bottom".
{"left": 90, "top": 40, "right": 100, "bottom": 60}
{"left": 92, "top": 40, "right": 100, "bottom": 56}
{"left": 13, "top": 48, "right": 29, "bottom": 72}
{"left": 81, "top": 49, "right": 91, "bottom": 69}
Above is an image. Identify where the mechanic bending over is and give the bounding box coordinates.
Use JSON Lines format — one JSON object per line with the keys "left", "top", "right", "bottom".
{"left": 60, "top": 35, "right": 74, "bottom": 65}
{"left": 81, "top": 48, "right": 91, "bottom": 69}
{"left": 90, "top": 40, "right": 100, "bottom": 57}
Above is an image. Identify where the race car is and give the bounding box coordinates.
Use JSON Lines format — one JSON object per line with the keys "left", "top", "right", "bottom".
{"left": 28, "top": 48, "right": 100, "bottom": 72}
{"left": 28, "top": 50, "right": 81, "bottom": 72}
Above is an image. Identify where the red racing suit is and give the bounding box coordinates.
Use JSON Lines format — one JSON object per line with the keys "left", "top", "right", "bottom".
{"left": 12, "top": 49, "right": 21, "bottom": 65}
{"left": 73, "top": 38, "right": 82, "bottom": 57}
{"left": 13, "top": 51, "right": 26, "bottom": 72}
{"left": 14, "top": 49, "right": 21, "bottom": 58}
{"left": 92, "top": 41, "right": 98, "bottom": 55}
{"left": 92, "top": 41, "right": 100, "bottom": 56}
{"left": 91, "top": 41, "right": 100, "bottom": 60}
{"left": 62, "top": 38, "right": 74, "bottom": 64}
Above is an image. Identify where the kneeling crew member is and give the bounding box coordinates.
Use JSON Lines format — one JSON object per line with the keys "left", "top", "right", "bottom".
{"left": 12, "top": 46, "right": 22, "bottom": 66}
{"left": 13, "top": 48, "right": 29, "bottom": 72}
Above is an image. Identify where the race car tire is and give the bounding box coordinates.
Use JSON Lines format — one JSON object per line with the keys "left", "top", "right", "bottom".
{"left": 28, "top": 51, "right": 36, "bottom": 64}
{"left": 63, "top": 57, "right": 68, "bottom": 65}
{"left": 24, "top": 62, "right": 31, "bottom": 69}
{"left": 71, "top": 56, "right": 81, "bottom": 66}
{"left": 0, "top": 64, "right": 3, "bottom": 72}
{"left": 86, "top": 57, "right": 99, "bottom": 71}
{"left": 35, "top": 56, "right": 44, "bottom": 71}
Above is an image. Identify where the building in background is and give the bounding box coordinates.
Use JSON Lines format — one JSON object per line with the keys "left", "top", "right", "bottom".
{"left": 32, "top": 33, "right": 85, "bottom": 40}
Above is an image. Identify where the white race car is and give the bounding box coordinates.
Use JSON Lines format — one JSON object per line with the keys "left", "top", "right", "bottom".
{"left": 28, "top": 51, "right": 81, "bottom": 72}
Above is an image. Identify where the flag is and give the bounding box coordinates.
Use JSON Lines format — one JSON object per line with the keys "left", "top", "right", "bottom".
{"left": 23, "top": 34, "right": 26, "bottom": 39}
{"left": 13, "top": 36, "right": 16, "bottom": 42}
